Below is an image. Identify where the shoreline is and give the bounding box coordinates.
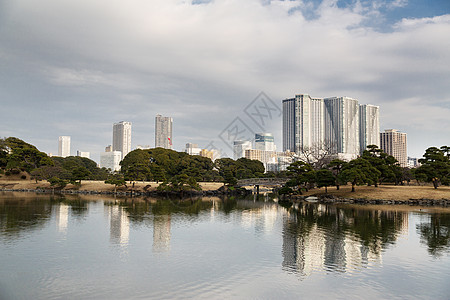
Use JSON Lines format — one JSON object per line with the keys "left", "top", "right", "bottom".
{"left": 1, "top": 179, "right": 449, "bottom": 206}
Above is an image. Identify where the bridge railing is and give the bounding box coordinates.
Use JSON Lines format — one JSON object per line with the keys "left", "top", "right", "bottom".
{"left": 236, "top": 178, "right": 290, "bottom": 186}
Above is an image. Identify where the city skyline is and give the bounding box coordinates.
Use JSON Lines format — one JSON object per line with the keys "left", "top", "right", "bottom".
{"left": 1, "top": 1, "right": 449, "bottom": 161}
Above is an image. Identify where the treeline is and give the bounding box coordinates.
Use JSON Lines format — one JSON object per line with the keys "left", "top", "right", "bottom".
{"left": 119, "top": 148, "right": 265, "bottom": 192}
{"left": 281, "top": 145, "right": 450, "bottom": 194}
{"left": 0, "top": 137, "right": 266, "bottom": 191}
{"left": 0, "top": 137, "right": 109, "bottom": 188}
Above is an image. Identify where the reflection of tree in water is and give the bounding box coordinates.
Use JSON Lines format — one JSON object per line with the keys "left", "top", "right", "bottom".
{"left": 0, "top": 196, "right": 54, "bottom": 239}
{"left": 53, "top": 196, "right": 89, "bottom": 220}
{"left": 282, "top": 203, "right": 408, "bottom": 276}
{"left": 416, "top": 213, "right": 450, "bottom": 257}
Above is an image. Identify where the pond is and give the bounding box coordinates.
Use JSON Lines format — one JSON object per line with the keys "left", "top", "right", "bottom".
{"left": 0, "top": 192, "right": 449, "bottom": 299}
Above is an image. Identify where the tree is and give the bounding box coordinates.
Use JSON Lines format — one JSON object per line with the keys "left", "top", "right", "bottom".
{"left": 315, "top": 169, "right": 335, "bottom": 193}
{"left": 286, "top": 161, "right": 315, "bottom": 194}
{"left": 157, "top": 174, "right": 202, "bottom": 196}
{"left": 416, "top": 146, "right": 450, "bottom": 188}
{"left": 105, "top": 174, "right": 126, "bottom": 193}
{"left": 339, "top": 158, "right": 381, "bottom": 192}
{"left": 327, "top": 159, "right": 347, "bottom": 190}
{"left": 70, "top": 166, "right": 91, "bottom": 184}
{"left": 296, "top": 141, "right": 336, "bottom": 170}
{"left": 361, "top": 145, "right": 402, "bottom": 185}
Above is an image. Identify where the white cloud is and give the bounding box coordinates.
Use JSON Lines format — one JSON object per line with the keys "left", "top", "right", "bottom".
{"left": 0, "top": 0, "right": 449, "bottom": 158}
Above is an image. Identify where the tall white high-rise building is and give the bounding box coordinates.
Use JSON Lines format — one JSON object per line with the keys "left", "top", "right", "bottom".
{"left": 324, "top": 97, "right": 360, "bottom": 160}
{"left": 282, "top": 94, "right": 324, "bottom": 153}
{"left": 113, "top": 121, "right": 132, "bottom": 160}
{"left": 58, "top": 136, "right": 71, "bottom": 157}
{"left": 359, "top": 104, "right": 380, "bottom": 154}
{"left": 380, "top": 129, "right": 407, "bottom": 168}
{"left": 155, "top": 115, "right": 173, "bottom": 149}
{"left": 233, "top": 140, "right": 252, "bottom": 160}
{"left": 255, "top": 133, "right": 276, "bottom": 152}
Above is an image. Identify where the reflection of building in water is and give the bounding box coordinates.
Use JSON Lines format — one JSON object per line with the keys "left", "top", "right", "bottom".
{"left": 282, "top": 205, "right": 409, "bottom": 277}
{"left": 238, "top": 202, "right": 281, "bottom": 235}
{"left": 55, "top": 203, "right": 69, "bottom": 233}
{"left": 109, "top": 205, "right": 130, "bottom": 247}
{"left": 153, "top": 215, "right": 171, "bottom": 253}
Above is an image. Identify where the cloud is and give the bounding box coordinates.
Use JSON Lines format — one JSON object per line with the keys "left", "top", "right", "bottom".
{"left": 0, "top": 0, "right": 449, "bottom": 159}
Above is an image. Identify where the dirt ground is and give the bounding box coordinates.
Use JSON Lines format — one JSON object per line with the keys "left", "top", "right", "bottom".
{"left": 301, "top": 184, "right": 450, "bottom": 201}
{"left": 0, "top": 178, "right": 225, "bottom": 192}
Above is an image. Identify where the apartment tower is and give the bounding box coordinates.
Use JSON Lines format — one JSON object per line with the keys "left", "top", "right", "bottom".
{"left": 324, "top": 97, "right": 360, "bottom": 160}
{"left": 113, "top": 121, "right": 132, "bottom": 160}
{"left": 359, "top": 104, "right": 380, "bottom": 154}
{"left": 282, "top": 94, "right": 324, "bottom": 153}
{"left": 58, "top": 136, "right": 71, "bottom": 158}
{"left": 380, "top": 129, "right": 407, "bottom": 167}
{"left": 155, "top": 115, "right": 173, "bottom": 149}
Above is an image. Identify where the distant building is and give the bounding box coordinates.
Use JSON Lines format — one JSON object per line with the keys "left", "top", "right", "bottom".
{"left": 283, "top": 94, "right": 379, "bottom": 162}
{"left": 105, "top": 145, "right": 112, "bottom": 152}
{"left": 76, "top": 151, "right": 90, "bottom": 159}
{"left": 136, "top": 145, "right": 151, "bottom": 150}
{"left": 407, "top": 157, "right": 420, "bottom": 168}
{"left": 58, "top": 136, "right": 71, "bottom": 157}
{"left": 282, "top": 94, "right": 324, "bottom": 153}
{"left": 233, "top": 140, "right": 252, "bottom": 160}
{"left": 199, "top": 149, "right": 215, "bottom": 161}
{"left": 155, "top": 115, "right": 173, "bottom": 149}
{"left": 100, "top": 151, "right": 122, "bottom": 172}
{"left": 113, "top": 121, "right": 132, "bottom": 160}
{"left": 359, "top": 104, "right": 380, "bottom": 153}
{"left": 245, "top": 149, "right": 277, "bottom": 171}
{"left": 255, "top": 133, "right": 276, "bottom": 152}
{"left": 185, "top": 143, "right": 201, "bottom": 155}
{"left": 324, "top": 97, "right": 360, "bottom": 160}
{"left": 380, "top": 129, "right": 407, "bottom": 168}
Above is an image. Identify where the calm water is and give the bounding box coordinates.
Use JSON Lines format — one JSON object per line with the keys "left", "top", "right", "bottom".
{"left": 0, "top": 192, "right": 449, "bottom": 300}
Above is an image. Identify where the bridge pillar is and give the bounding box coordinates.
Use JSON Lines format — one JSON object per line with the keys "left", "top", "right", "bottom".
{"left": 255, "top": 185, "right": 259, "bottom": 195}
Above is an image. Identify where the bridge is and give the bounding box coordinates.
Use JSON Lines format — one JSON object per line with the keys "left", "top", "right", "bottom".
{"left": 236, "top": 178, "right": 290, "bottom": 187}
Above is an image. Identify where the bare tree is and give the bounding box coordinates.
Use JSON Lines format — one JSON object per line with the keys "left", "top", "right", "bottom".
{"left": 295, "top": 141, "right": 336, "bottom": 170}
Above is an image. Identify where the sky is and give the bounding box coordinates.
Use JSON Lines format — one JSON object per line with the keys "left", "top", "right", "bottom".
{"left": 1, "top": 0, "right": 449, "bottom": 162}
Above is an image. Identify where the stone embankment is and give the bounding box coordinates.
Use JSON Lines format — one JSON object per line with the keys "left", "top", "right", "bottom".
{"left": 289, "top": 194, "right": 450, "bottom": 207}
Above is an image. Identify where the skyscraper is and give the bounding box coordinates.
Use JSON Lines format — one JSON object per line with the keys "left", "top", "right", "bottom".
{"left": 282, "top": 94, "right": 324, "bottom": 152}
{"left": 58, "top": 136, "right": 70, "bottom": 157}
{"left": 155, "top": 115, "right": 173, "bottom": 149}
{"left": 359, "top": 104, "right": 380, "bottom": 153}
{"left": 324, "top": 97, "right": 360, "bottom": 160}
{"left": 380, "top": 129, "right": 407, "bottom": 167}
{"left": 113, "top": 121, "right": 132, "bottom": 160}
{"left": 255, "top": 133, "right": 276, "bottom": 152}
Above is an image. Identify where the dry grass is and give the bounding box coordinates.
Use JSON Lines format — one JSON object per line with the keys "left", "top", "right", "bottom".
{"left": 0, "top": 179, "right": 224, "bottom": 192}
{"left": 303, "top": 184, "right": 450, "bottom": 201}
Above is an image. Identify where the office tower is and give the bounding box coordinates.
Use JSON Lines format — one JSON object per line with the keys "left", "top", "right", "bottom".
{"left": 255, "top": 133, "right": 276, "bottom": 152}
{"left": 380, "top": 129, "right": 407, "bottom": 167}
{"left": 324, "top": 97, "right": 360, "bottom": 160}
{"left": 58, "top": 136, "right": 71, "bottom": 157}
{"left": 100, "top": 151, "right": 122, "bottom": 172}
{"left": 155, "top": 115, "right": 173, "bottom": 149}
{"left": 359, "top": 104, "right": 380, "bottom": 154}
{"left": 282, "top": 95, "right": 324, "bottom": 153}
{"left": 76, "top": 151, "right": 90, "bottom": 159}
{"left": 233, "top": 140, "right": 252, "bottom": 160}
{"left": 113, "top": 121, "right": 132, "bottom": 160}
